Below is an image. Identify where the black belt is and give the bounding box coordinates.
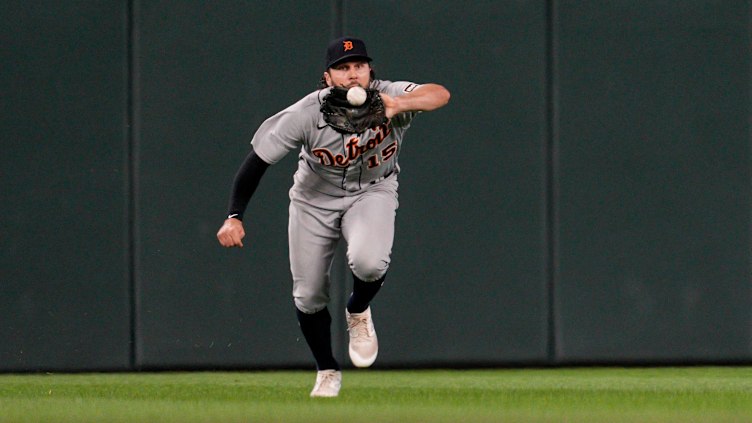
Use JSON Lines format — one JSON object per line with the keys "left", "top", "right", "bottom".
{"left": 370, "top": 170, "right": 394, "bottom": 185}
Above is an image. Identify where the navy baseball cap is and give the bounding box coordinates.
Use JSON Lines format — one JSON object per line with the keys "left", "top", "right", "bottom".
{"left": 325, "top": 36, "right": 372, "bottom": 69}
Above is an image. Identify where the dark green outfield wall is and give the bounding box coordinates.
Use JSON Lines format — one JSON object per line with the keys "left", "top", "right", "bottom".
{"left": 1, "top": 1, "right": 749, "bottom": 371}
{"left": 554, "top": 1, "right": 752, "bottom": 362}
{"left": 1, "top": 1, "right": 132, "bottom": 371}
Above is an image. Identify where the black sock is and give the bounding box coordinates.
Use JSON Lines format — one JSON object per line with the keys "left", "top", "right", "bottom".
{"left": 295, "top": 307, "right": 340, "bottom": 371}
{"left": 346, "top": 273, "right": 385, "bottom": 314}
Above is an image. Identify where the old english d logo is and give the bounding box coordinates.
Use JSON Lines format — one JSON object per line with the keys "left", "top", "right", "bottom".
{"left": 343, "top": 40, "right": 354, "bottom": 51}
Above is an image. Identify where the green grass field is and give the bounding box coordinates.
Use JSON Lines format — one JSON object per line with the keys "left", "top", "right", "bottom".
{"left": 1, "top": 367, "right": 751, "bottom": 422}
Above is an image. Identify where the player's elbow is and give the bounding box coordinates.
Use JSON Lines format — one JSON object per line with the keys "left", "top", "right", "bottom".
{"left": 417, "top": 84, "right": 450, "bottom": 110}
{"left": 430, "top": 85, "right": 450, "bottom": 109}
{"left": 437, "top": 85, "right": 451, "bottom": 106}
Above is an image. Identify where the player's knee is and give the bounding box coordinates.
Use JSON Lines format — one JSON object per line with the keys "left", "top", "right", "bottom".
{"left": 349, "top": 256, "right": 389, "bottom": 282}
{"left": 293, "top": 286, "right": 329, "bottom": 314}
{"left": 294, "top": 296, "right": 328, "bottom": 314}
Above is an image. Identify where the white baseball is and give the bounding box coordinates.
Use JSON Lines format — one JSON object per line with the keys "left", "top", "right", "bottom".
{"left": 347, "top": 86, "right": 367, "bottom": 106}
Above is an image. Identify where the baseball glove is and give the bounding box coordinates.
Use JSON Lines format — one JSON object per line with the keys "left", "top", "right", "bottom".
{"left": 320, "top": 87, "right": 388, "bottom": 133}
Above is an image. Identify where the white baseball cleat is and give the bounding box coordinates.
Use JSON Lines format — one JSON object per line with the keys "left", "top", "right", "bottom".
{"left": 310, "top": 369, "right": 342, "bottom": 398}
{"left": 346, "top": 306, "right": 378, "bottom": 367}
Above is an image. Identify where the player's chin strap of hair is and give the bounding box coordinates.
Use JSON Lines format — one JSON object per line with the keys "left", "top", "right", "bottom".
{"left": 226, "top": 147, "right": 270, "bottom": 221}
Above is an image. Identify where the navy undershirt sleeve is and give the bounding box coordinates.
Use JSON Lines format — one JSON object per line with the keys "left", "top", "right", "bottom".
{"left": 226, "top": 147, "right": 270, "bottom": 221}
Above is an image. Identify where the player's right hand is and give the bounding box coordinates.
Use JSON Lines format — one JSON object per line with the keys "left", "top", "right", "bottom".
{"left": 217, "top": 218, "right": 245, "bottom": 248}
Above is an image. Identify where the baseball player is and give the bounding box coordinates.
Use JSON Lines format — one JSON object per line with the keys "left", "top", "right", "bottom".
{"left": 217, "top": 36, "right": 450, "bottom": 397}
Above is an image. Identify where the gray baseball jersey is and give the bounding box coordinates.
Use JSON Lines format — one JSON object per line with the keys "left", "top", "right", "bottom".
{"left": 251, "top": 80, "right": 420, "bottom": 194}
{"left": 251, "top": 79, "right": 421, "bottom": 313}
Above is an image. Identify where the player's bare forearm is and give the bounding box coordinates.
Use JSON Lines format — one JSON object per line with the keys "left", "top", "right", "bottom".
{"left": 217, "top": 218, "right": 245, "bottom": 248}
{"left": 381, "top": 84, "right": 450, "bottom": 118}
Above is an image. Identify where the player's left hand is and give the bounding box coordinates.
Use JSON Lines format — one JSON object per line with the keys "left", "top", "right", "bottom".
{"left": 379, "top": 93, "right": 398, "bottom": 119}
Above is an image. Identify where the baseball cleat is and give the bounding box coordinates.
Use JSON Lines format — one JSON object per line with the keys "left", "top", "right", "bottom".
{"left": 346, "top": 306, "right": 378, "bottom": 367}
{"left": 310, "top": 369, "right": 342, "bottom": 398}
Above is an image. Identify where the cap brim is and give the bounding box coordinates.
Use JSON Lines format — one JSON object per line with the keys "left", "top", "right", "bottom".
{"left": 327, "top": 54, "right": 373, "bottom": 69}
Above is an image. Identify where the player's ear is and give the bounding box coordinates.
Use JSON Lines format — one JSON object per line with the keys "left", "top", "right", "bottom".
{"left": 323, "top": 71, "right": 332, "bottom": 87}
